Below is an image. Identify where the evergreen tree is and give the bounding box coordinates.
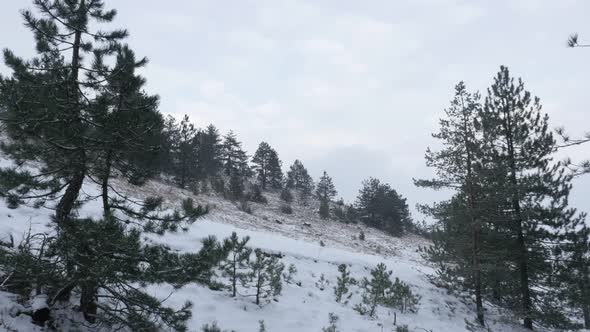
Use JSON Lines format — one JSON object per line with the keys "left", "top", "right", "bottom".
{"left": 321, "top": 313, "right": 340, "bottom": 332}
{"left": 317, "top": 171, "right": 337, "bottom": 219}
{"left": 0, "top": 1, "right": 210, "bottom": 328}
{"left": 90, "top": 45, "right": 164, "bottom": 214}
{"left": 553, "top": 212, "right": 590, "bottom": 328}
{"left": 334, "top": 264, "right": 355, "bottom": 303}
{"left": 169, "top": 115, "right": 199, "bottom": 189}
{"left": 280, "top": 187, "right": 293, "bottom": 203}
{"left": 286, "top": 160, "right": 314, "bottom": 197}
{"left": 356, "top": 178, "right": 412, "bottom": 236}
{"left": 221, "top": 232, "right": 252, "bottom": 297}
{"left": 354, "top": 263, "right": 392, "bottom": 317}
{"left": 221, "top": 131, "right": 251, "bottom": 177}
{"left": 251, "top": 142, "right": 283, "bottom": 190}
{"left": 316, "top": 171, "right": 337, "bottom": 202}
{"left": 198, "top": 124, "right": 223, "bottom": 178}
{"left": 414, "top": 82, "right": 487, "bottom": 325}
{"left": 244, "top": 249, "right": 284, "bottom": 305}
{"left": 479, "top": 66, "right": 572, "bottom": 329}
{"left": 228, "top": 172, "right": 245, "bottom": 200}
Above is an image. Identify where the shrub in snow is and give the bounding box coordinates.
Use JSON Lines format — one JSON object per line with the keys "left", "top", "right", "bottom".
{"left": 249, "top": 184, "right": 268, "bottom": 204}
{"left": 280, "top": 187, "right": 293, "bottom": 203}
{"left": 221, "top": 232, "right": 252, "bottom": 297}
{"left": 243, "top": 249, "right": 285, "bottom": 305}
{"left": 258, "top": 319, "right": 267, "bottom": 332}
{"left": 239, "top": 200, "right": 253, "bottom": 214}
{"left": 355, "top": 263, "right": 421, "bottom": 318}
{"left": 280, "top": 204, "right": 293, "bottom": 214}
{"left": 315, "top": 273, "right": 330, "bottom": 291}
{"left": 212, "top": 177, "right": 226, "bottom": 195}
{"left": 334, "top": 264, "right": 355, "bottom": 303}
{"left": 359, "top": 231, "right": 365, "bottom": 241}
{"left": 201, "top": 321, "right": 235, "bottom": 332}
{"left": 283, "top": 264, "right": 297, "bottom": 284}
{"left": 395, "top": 325, "right": 410, "bottom": 332}
{"left": 321, "top": 313, "right": 340, "bottom": 332}
{"left": 385, "top": 277, "right": 421, "bottom": 313}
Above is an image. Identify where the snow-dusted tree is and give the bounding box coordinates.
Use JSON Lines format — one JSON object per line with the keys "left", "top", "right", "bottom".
{"left": 334, "top": 264, "right": 355, "bottom": 303}
{"left": 286, "top": 160, "right": 314, "bottom": 197}
{"left": 354, "top": 263, "right": 392, "bottom": 317}
{"left": 244, "top": 249, "right": 285, "bottom": 305}
{"left": 356, "top": 178, "right": 412, "bottom": 236}
{"left": 198, "top": 124, "right": 223, "bottom": 178}
{"left": 221, "top": 232, "right": 252, "bottom": 297}
{"left": 414, "top": 81, "right": 487, "bottom": 325}
{"left": 479, "top": 66, "right": 573, "bottom": 329}
{"left": 316, "top": 171, "right": 337, "bottom": 201}
{"left": 251, "top": 142, "right": 283, "bottom": 190}
{"left": 0, "top": 1, "right": 210, "bottom": 329}
{"left": 221, "top": 131, "right": 251, "bottom": 177}
{"left": 322, "top": 313, "right": 340, "bottom": 332}
{"left": 228, "top": 172, "right": 245, "bottom": 200}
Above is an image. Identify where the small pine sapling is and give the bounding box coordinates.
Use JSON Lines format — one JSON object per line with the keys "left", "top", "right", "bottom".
{"left": 354, "top": 263, "right": 393, "bottom": 317}
{"left": 386, "top": 277, "right": 421, "bottom": 313}
{"left": 221, "top": 232, "right": 252, "bottom": 297}
{"left": 322, "top": 313, "right": 340, "bottom": 332}
{"left": 283, "top": 264, "right": 297, "bottom": 284}
{"left": 395, "top": 325, "right": 410, "bottom": 332}
{"left": 258, "top": 320, "right": 267, "bottom": 332}
{"left": 334, "top": 264, "right": 355, "bottom": 303}
{"left": 244, "top": 249, "right": 285, "bottom": 305}
{"left": 316, "top": 273, "right": 330, "bottom": 291}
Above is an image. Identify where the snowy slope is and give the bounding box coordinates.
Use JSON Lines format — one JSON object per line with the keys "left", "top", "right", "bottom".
{"left": 0, "top": 173, "right": 534, "bottom": 332}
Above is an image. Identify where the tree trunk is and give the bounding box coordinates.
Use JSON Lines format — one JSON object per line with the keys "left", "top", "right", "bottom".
{"left": 583, "top": 304, "right": 590, "bottom": 329}
{"left": 101, "top": 150, "right": 112, "bottom": 216}
{"left": 55, "top": 165, "right": 85, "bottom": 225}
{"left": 79, "top": 282, "right": 98, "bottom": 323}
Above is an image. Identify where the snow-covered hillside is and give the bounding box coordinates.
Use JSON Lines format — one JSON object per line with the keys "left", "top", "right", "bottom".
{"left": 0, "top": 175, "right": 532, "bottom": 332}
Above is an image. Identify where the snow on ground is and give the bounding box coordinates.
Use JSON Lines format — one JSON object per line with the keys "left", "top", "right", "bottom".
{"left": 0, "top": 174, "right": 532, "bottom": 331}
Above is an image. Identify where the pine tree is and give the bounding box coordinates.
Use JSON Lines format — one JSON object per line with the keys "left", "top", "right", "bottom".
{"left": 228, "top": 172, "right": 245, "bottom": 200}
{"left": 251, "top": 142, "right": 283, "bottom": 190}
{"left": 317, "top": 171, "right": 337, "bottom": 219}
{"left": 322, "top": 313, "right": 340, "bottom": 332}
{"left": 316, "top": 171, "right": 337, "bottom": 201}
{"left": 280, "top": 187, "right": 293, "bottom": 203}
{"left": 286, "top": 160, "right": 314, "bottom": 197}
{"left": 356, "top": 178, "right": 412, "bottom": 236}
{"left": 90, "top": 46, "right": 164, "bottom": 214}
{"left": 414, "top": 82, "right": 487, "bottom": 325}
{"left": 334, "top": 264, "right": 355, "bottom": 303}
{"left": 198, "top": 124, "right": 223, "bottom": 178}
{"left": 479, "top": 66, "right": 572, "bottom": 329}
{"left": 553, "top": 212, "right": 590, "bottom": 328}
{"left": 221, "top": 131, "right": 251, "bottom": 177}
{"left": 221, "top": 232, "right": 252, "bottom": 297}
{"left": 169, "top": 115, "right": 199, "bottom": 189}
{"left": 244, "top": 249, "right": 285, "bottom": 305}
{"left": 354, "top": 263, "right": 392, "bottom": 317}
{"left": 0, "top": 1, "right": 210, "bottom": 328}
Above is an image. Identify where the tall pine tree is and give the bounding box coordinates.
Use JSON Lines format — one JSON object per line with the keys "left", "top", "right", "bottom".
{"left": 251, "top": 142, "right": 283, "bottom": 190}
{"left": 415, "top": 82, "right": 487, "bottom": 325}
{"left": 479, "top": 66, "right": 572, "bottom": 329}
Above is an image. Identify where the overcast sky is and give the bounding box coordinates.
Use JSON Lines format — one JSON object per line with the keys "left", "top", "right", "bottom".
{"left": 2, "top": 0, "right": 590, "bottom": 221}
